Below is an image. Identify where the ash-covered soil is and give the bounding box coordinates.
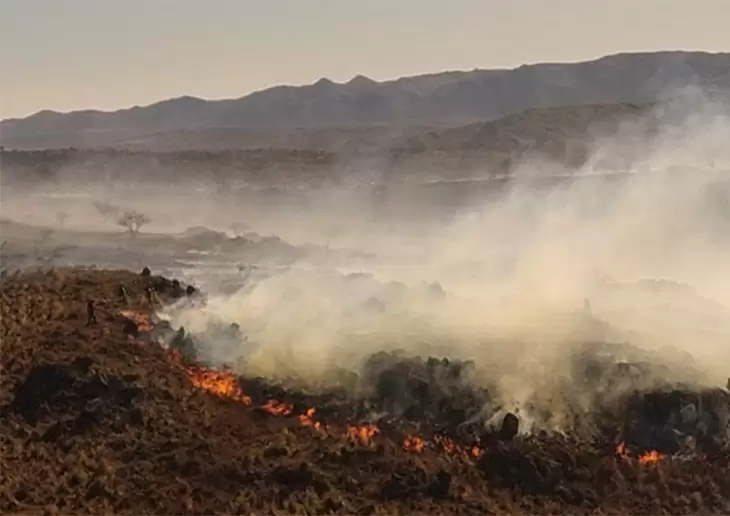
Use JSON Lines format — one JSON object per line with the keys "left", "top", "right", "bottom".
{"left": 1, "top": 268, "right": 729, "bottom": 515}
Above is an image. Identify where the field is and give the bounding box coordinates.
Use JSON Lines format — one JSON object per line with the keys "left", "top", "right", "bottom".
{"left": 1, "top": 267, "right": 729, "bottom": 515}
{"left": 2, "top": 85, "right": 730, "bottom": 514}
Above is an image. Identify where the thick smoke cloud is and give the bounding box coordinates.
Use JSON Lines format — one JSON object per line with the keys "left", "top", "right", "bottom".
{"left": 160, "top": 93, "right": 730, "bottom": 425}
{"left": 4, "top": 92, "right": 728, "bottom": 430}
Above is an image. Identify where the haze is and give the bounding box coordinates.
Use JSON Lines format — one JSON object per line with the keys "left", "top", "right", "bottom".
{"left": 2, "top": 0, "right": 729, "bottom": 119}
{"left": 154, "top": 97, "right": 730, "bottom": 396}
{"left": 1, "top": 0, "right": 729, "bottom": 436}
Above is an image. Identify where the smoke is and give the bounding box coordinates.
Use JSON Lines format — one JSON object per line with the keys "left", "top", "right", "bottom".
{"left": 4, "top": 91, "right": 729, "bottom": 429}
{"left": 155, "top": 92, "right": 730, "bottom": 426}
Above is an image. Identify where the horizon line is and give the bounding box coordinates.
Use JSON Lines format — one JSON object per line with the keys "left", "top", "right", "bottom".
{"left": 3, "top": 49, "right": 725, "bottom": 123}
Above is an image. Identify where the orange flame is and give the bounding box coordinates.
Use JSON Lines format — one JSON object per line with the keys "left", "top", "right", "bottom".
{"left": 615, "top": 441, "right": 664, "bottom": 465}
{"left": 434, "top": 435, "right": 458, "bottom": 454}
{"left": 432, "top": 435, "right": 483, "bottom": 459}
{"left": 403, "top": 434, "right": 482, "bottom": 458}
{"left": 346, "top": 424, "right": 379, "bottom": 447}
{"left": 121, "top": 308, "right": 487, "bottom": 459}
{"left": 186, "top": 368, "right": 252, "bottom": 405}
{"left": 403, "top": 435, "right": 426, "bottom": 453}
{"left": 167, "top": 348, "right": 184, "bottom": 364}
{"left": 638, "top": 450, "right": 663, "bottom": 464}
{"left": 262, "top": 400, "right": 294, "bottom": 416}
{"left": 121, "top": 310, "right": 154, "bottom": 334}
{"left": 299, "top": 408, "right": 323, "bottom": 432}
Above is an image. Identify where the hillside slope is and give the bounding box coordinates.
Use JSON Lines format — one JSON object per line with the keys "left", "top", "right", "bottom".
{"left": 1, "top": 268, "right": 729, "bottom": 515}
{"left": 2, "top": 51, "right": 729, "bottom": 150}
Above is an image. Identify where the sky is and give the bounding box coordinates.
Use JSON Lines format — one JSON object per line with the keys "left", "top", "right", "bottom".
{"left": 1, "top": 0, "right": 728, "bottom": 120}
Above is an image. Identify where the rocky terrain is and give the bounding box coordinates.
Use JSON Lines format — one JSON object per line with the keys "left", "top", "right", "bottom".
{"left": 1, "top": 268, "right": 729, "bottom": 515}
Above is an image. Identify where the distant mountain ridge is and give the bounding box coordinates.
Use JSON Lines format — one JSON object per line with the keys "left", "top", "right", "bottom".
{"left": 2, "top": 51, "right": 729, "bottom": 150}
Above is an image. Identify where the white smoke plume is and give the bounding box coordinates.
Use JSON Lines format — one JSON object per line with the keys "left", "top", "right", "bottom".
{"left": 161, "top": 92, "right": 730, "bottom": 415}
{"left": 6, "top": 91, "right": 727, "bottom": 426}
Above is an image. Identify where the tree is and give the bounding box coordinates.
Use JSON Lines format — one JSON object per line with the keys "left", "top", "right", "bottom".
{"left": 117, "top": 211, "right": 150, "bottom": 236}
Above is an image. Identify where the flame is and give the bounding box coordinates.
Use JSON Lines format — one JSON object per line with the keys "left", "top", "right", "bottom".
{"left": 615, "top": 442, "right": 664, "bottom": 465}
{"left": 404, "top": 435, "right": 426, "bottom": 453}
{"left": 434, "top": 435, "right": 458, "bottom": 454}
{"left": 402, "top": 434, "right": 482, "bottom": 458}
{"left": 435, "top": 435, "right": 484, "bottom": 459}
{"left": 119, "top": 308, "right": 490, "bottom": 460}
{"left": 299, "top": 408, "right": 323, "bottom": 432}
{"left": 186, "top": 367, "right": 252, "bottom": 405}
{"left": 346, "top": 424, "right": 379, "bottom": 447}
{"left": 638, "top": 450, "right": 663, "bottom": 464}
{"left": 168, "top": 348, "right": 184, "bottom": 364}
{"left": 122, "top": 307, "right": 676, "bottom": 465}
{"left": 262, "top": 400, "right": 294, "bottom": 416}
{"left": 120, "top": 310, "right": 154, "bottom": 333}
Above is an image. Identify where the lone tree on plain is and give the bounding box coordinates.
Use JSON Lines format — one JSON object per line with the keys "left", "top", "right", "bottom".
{"left": 117, "top": 211, "right": 150, "bottom": 236}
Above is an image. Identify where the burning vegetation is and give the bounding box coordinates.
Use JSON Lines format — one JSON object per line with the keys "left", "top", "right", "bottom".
{"left": 131, "top": 279, "right": 730, "bottom": 472}
{"left": 1, "top": 268, "right": 729, "bottom": 515}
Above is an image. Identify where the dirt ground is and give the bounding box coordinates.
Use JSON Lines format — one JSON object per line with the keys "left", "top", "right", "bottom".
{"left": 1, "top": 268, "right": 729, "bottom": 515}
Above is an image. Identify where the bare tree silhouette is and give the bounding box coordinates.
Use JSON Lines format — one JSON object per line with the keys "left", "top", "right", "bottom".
{"left": 117, "top": 211, "right": 151, "bottom": 236}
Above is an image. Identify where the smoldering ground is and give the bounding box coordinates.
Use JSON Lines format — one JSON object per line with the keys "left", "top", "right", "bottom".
{"left": 156, "top": 94, "right": 730, "bottom": 433}
{"left": 3, "top": 93, "right": 729, "bottom": 433}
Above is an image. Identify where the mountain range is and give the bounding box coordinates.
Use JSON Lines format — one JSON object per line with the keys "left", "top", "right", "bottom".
{"left": 2, "top": 51, "right": 729, "bottom": 150}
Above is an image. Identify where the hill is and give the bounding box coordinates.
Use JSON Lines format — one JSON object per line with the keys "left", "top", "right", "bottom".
{"left": 389, "top": 102, "right": 656, "bottom": 175}
{"left": 1, "top": 268, "right": 729, "bottom": 514}
{"left": 2, "top": 51, "right": 729, "bottom": 150}
{"left": 5, "top": 94, "right": 726, "bottom": 188}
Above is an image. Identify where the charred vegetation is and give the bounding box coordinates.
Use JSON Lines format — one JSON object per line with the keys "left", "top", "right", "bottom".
{"left": 1, "top": 268, "right": 728, "bottom": 514}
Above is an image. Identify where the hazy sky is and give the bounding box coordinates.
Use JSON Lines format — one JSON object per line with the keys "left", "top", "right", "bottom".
{"left": 1, "top": 0, "right": 728, "bottom": 119}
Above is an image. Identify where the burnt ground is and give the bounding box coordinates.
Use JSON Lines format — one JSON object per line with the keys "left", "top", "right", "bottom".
{"left": 1, "top": 268, "right": 729, "bottom": 515}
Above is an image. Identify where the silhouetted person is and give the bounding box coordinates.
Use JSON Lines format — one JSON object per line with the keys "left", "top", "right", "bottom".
{"left": 146, "top": 287, "right": 155, "bottom": 308}
{"left": 86, "top": 300, "right": 97, "bottom": 326}
{"left": 118, "top": 284, "right": 129, "bottom": 305}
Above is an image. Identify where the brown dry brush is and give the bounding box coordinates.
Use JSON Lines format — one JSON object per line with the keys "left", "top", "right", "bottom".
{"left": 0, "top": 267, "right": 729, "bottom": 515}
